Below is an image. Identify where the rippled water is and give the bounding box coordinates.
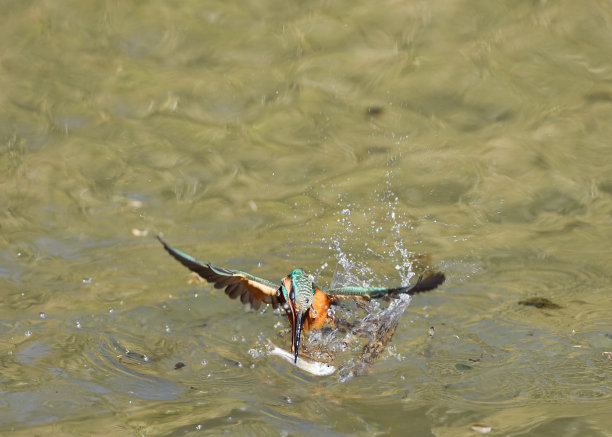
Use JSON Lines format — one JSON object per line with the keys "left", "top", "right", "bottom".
{"left": 2, "top": 0, "right": 612, "bottom": 435}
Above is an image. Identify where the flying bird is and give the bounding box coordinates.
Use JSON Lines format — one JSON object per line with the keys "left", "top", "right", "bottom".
{"left": 157, "top": 236, "right": 445, "bottom": 363}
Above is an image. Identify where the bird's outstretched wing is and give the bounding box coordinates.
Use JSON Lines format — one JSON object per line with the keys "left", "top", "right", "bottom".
{"left": 325, "top": 272, "right": 445, "bottom": 300}
{"left": 157, "top": 236, "right": 282, "bottom": 310}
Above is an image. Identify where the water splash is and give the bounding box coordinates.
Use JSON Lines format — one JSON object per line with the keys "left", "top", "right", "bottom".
{"left": 321, "top": 174, "right": 418, "bottom": 287}
{"left": 306, "top": 172, "right": 432, "bottom": 380}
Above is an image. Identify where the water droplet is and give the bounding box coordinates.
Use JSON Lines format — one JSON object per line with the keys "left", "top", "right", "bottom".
{"left": 39, "top": 312, "right": 46, "bottom": 319}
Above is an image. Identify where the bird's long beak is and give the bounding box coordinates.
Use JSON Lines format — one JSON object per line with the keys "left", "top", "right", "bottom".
{"left": 291, "top": 310, "right": 304, "bottom": 363}
{"left": 282, "top": 275, "right": 304, "bottom": 363}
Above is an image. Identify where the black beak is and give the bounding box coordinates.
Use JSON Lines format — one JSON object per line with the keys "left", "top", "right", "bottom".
{"left": 292, "top": 310, "right": 304, "bottom": 363}
{"left": 281, "top": 276, "right": 303, "bottom": 363}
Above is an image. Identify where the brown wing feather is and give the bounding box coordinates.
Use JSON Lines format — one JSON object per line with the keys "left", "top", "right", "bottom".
{"left": 157, "top": 236, "right": 283, "bottom": 309}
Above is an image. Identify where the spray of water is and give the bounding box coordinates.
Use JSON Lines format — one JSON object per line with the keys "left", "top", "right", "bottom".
{"left": 319, "top": 171, "right": 417, "bottom": 288}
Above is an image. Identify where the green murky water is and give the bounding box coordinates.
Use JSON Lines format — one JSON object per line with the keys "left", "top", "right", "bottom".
{"left": 2, "top": 0, "right": 612, "bottom": 435}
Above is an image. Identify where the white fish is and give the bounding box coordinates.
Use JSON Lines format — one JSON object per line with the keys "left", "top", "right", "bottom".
{"left": 267, "top": 340, "right": 336, "bottom": 376}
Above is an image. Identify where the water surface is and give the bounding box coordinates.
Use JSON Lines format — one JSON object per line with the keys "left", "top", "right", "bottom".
{"left": 1, "top": 0, "right": 612, "bottom": 435}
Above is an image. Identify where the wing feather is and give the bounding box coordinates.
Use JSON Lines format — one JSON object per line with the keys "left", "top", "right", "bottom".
{"left": 240, "top": 291, "right": 251, "bottom": 304}
{"left": 157, "top": 236, "right": 282, "bottom": 309}
{"left": 227, "top": 283, "right": 242, "bottom": 299}
{"left": 326, "top": 272, "right": 445, "bottom": 300}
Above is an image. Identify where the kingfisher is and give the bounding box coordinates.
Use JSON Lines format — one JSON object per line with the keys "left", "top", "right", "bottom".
{"left": 157, "top": 236, "right": 445, "bottom": 363}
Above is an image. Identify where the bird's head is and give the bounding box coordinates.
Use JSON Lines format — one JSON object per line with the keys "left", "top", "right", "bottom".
{"left": 278, "top": 268, "right": 314, "bottom": 362}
